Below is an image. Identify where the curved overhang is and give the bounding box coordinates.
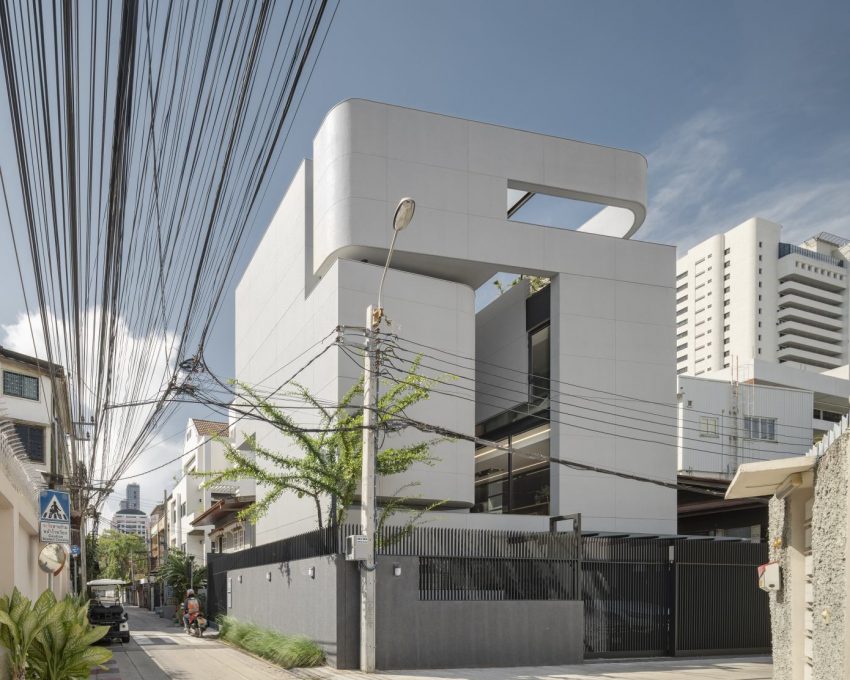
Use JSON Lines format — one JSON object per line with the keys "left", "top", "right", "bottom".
{"left": 311, "top": 99, "right": 649, "bottom": 286}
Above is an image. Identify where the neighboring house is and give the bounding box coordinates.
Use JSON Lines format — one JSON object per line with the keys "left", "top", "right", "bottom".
{"left": 676, "top": 375, "right": 813, "bottom": 539}
{"left": 166, "top": 418, "right": 251, "bottom": 562}
{"left": 0, "top": 346, "right": 73, "bottom": 605}
{"left": 0, "top": 345, "right": 73, "bottom": 485}
{"left": 726, "top": 418, "right": 850, "bottom": 680}
{"left": 192, "top": 495, "right": 256, "bottom": 555}
{"left": 234, "top": 99, "right": 677, "bottom": 544}
{"left": 148, "top": 501, "right": 165, "bottom": 573}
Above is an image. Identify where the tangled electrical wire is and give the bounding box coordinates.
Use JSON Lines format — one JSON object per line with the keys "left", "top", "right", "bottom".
{"left": 0, "top": 0, "right": 339, "bottom": 515}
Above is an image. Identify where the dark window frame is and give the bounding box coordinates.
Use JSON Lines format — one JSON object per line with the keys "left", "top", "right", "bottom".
{"left": 13, "top": 423, "right": 45, "bottom": 463}
{"left": 3, "top": 370, "right": 39, "bottom": 401}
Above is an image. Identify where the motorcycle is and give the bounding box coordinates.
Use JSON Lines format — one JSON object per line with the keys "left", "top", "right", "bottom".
{"left": 186, "top": 612, "right": 208, "bottom": 637}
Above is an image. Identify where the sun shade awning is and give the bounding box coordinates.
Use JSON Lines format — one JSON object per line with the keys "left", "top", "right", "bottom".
{"left": 725, "top": 457, "right": 815, "bottom": 500}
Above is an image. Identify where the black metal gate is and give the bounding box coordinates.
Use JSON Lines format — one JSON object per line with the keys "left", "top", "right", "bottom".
{"left": 674, "top": 540, "right": 770, "bottom": 655}
{"left": 582, "top": 536, "right": 770, "bottom": 658}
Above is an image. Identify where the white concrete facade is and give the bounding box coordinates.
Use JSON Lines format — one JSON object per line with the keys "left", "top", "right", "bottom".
{"left": 677, "top": 219, "right": 850, "bottom": 375}
{"left": 676, "top": 375, "right": 813, "bottom": 479}
{"left": 235, "top": 99, "right": 677, "bottom": 538}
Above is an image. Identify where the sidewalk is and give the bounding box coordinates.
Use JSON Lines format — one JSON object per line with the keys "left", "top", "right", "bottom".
{"left": 91, "top": 608, "right": 771, "bottom": 680}
{"left": 289, "top": 657, "right": 772, "bottom": 680}
{"left": 91, "top": 605, "right": 295, "bottom": 679}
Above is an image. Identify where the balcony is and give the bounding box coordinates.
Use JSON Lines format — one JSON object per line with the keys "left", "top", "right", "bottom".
{"left": 777, "top": 306, "right": 843, "bottom": 331}
{"left": 779, "top": 279, "right": 845, "bottom": 307}
{"left": 778, "top": 290, "right": 844, "bottom": 319}
{"left": 778, "top": 319, "right": 844, "bottom": 345}
{"left": 778, "top": 346, "right": 845, "bottom": 370}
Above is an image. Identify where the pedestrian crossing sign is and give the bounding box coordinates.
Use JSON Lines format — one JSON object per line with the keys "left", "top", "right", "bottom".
{"left": 40, "top": 490, "right": 70, "bottom": 522}
{"left": 39, "top": 490, "right": 71, "bottom": 543}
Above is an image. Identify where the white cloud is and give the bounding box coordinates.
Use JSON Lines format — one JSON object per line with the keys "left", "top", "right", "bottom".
{"left": 1, "top": 307, "right": 179, "bottom": 507}
{"left": 641, "top": 110, "right": 850, "bottom": 252}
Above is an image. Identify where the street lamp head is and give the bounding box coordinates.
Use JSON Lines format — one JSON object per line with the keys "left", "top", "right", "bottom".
{"left": 393, "top": 197, "right": 415, "bottom": 232}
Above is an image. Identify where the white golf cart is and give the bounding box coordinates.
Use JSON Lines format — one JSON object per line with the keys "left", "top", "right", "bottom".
{"left": 87, "top": 579, "right": 130, "bottom": 643}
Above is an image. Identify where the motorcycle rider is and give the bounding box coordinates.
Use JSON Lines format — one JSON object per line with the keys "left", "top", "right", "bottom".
{"left": 182, "top": 589, "right": 200, "bottom": 633}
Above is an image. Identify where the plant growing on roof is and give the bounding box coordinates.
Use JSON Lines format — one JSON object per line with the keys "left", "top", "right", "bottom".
{"left": 199, "top": 356, "right": 447, "bottom": 530}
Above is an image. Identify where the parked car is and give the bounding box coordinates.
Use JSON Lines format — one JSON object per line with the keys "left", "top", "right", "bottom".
{"left": 87, "top": 579, "right": 130, "bottom": 643}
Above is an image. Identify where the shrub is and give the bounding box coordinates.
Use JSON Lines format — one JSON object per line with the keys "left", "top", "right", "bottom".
{"left": 0, "top": 589, "right": 111, "bottom": 680}
{"left": 26, "top": 593, "right": 112, "bottom": 679}
{"left": 217, "top": 616, "right": 324, "bottom": 668}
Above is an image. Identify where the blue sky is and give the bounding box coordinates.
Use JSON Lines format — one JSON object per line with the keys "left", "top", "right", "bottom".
{"left": 1, "top": 0, "right": 849, "bottom": 513}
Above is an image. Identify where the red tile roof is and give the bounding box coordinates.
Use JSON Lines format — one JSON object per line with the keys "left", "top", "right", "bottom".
{"left": 191, "top": 418, "right": 230, "bottom": 438}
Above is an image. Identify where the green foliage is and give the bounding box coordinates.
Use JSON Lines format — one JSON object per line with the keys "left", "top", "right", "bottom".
{"left": 157, "top": 549, "right": 206, "bottom": 606}
{"left": 493, "top": 275, "right": 550, "bottom": 295}
{"left": 0, "top": 588, "right": 59, "bottom": 680}
{"left": 0, "top": 589, "right": 110, "bottom": 680}
{"left": 26, "top": 592, "right": 112, "bottom": 680}
{"left": 96, "top": 530, "right": 147, "bottom": 582}
{"left": 200, "top": 356, "right": 446, "bottom": 530}
{"left": 217, "top": 616, "right": 324, "bottom": 668}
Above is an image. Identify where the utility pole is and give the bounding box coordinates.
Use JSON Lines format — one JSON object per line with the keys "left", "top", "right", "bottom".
{"left": 359, "top": 197, "right": 415, "bottom": 673}
{"left": 360, "top": 305, "right": 380, "bottom": 673}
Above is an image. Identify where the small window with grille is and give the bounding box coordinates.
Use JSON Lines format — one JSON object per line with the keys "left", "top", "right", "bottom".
{"left": 3, "top": 371, "right": 39, "bottom": 400}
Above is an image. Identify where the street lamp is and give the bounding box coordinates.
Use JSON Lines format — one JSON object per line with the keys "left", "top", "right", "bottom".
{"left": 376, "top": 197, "right": 415, "bottom": 315}
{"left": 360, "top": 197, "right": 415, "bottom": 673}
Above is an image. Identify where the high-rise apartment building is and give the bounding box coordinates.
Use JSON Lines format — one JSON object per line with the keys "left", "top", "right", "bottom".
{"left": 676, "top": 218, "right": 850, "bottom": 377}
{"left": 113, "top": 483, "right": 148, "bottom": 538}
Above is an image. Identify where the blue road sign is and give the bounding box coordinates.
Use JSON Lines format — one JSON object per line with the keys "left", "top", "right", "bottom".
{"left": 39, "top": 490, "right": 71, "bottom": 523}
{"left": 70, "top": 545, "right": 80, "bottom": 557}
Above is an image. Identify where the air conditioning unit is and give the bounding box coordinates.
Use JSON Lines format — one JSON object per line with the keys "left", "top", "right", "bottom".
{"left": 345, "top": 534, "right": 370, "bottom": 561}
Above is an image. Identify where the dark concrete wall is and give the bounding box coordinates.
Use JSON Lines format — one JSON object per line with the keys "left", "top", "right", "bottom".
{"left": 375, "top": 556, "right": 584, "bottom": 669}
{"left": 226, "top": 555, "right": 359, "bottom": 668}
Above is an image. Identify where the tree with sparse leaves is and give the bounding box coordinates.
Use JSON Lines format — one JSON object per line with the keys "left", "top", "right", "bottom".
{"left": 200, "top": 357, "right": 446, "bottom": 530}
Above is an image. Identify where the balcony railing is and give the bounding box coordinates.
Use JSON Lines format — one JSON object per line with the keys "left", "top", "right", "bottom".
{"left": 779, "top": 242, "right": 845, "bottom": 268}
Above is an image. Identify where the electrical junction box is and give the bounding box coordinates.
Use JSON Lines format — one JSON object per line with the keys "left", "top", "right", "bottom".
{"left": 757, "top": 562, "right": 781, "bottom": 593}
{"left": 345, "top": 534, "right": 370, "bottom": 561}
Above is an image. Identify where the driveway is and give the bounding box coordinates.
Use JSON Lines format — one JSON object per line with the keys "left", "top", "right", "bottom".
{"left": 291, "top": 657, "right": 772, "bottom": 680}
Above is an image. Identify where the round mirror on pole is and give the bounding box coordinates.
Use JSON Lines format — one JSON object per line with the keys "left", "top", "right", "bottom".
{"left": 38, "top": 543, "right": 68, "bottom": 575}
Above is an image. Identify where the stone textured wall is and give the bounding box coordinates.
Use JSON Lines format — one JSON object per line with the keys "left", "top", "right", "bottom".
{"left": 769, "top": 495, "right": 792, "bottom": 680}
{"left": 812, "top": 439, "right": 848, "bottom": 680}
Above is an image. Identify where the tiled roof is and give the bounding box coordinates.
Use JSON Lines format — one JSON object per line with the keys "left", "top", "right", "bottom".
{"left": 192, "top": 418, "right": 230, "bottom": 438}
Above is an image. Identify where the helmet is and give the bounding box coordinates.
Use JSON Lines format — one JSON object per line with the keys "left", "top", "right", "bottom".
{"left": 187, "top": 589, "right": 195, "bottom": 596}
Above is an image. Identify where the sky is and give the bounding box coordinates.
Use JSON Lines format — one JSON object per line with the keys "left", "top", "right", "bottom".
{"left": 1, "top": 0, "right": 849, "bottom": 519}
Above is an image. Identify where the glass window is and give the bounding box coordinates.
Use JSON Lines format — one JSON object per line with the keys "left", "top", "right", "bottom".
{"left": 529, "top": 325, "right": 550, "bottom": 403}
{"left": 473, "top": 425, "right": 550, "bottom": 516}
{"left": 744, "top": 416, "right": 776, "bottom": 441}
{"left": 13, "top": 423, "right": 45, "bottom": 463}
{"left": 474, "top": 438, "right": 509, "bottom": 513}
{"left": 3, "top": 371, "right": 39, "bottom": 400}
{"left": 699, "top": 416, "right": 718, "bottom": 438}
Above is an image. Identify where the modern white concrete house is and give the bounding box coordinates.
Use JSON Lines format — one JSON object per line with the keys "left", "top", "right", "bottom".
{"left": 234, "top": 99, "right": 678, "bottom": 542}
{"left": 166, "top": 418, "right": 247, "bottom": 561}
